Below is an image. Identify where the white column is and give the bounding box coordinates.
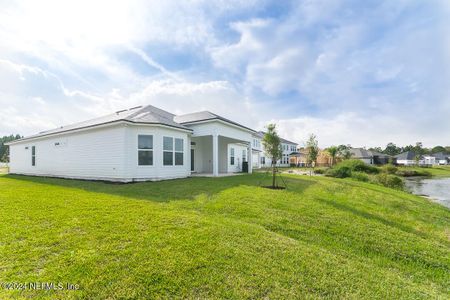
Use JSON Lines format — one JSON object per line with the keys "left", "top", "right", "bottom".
{"left": 212, "top": 134, "right": 219, "bottom": 176}
{"left": 247, "top": 143, "right": 253, "bottom": 174}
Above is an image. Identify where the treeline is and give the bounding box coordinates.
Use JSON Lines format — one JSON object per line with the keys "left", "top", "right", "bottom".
{"left": 0, "top": 134, "right": 22, "bottom": 162}
{"left": 367, "top": 142, "right": 450, "bottom": 156}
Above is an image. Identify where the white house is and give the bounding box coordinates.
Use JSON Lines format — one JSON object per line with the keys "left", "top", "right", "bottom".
{"left": 254, "top": 131, "right": 298, "bottom": 168}
{"left": 6, "top": 105, "right": 258, "bottom": 182}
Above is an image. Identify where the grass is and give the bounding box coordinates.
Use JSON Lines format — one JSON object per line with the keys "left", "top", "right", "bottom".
{"left": 0, "top": 173, "right": 449, "bottom": 299}
{"left": 397, "top": 165, "right": 450, "bottom": 177}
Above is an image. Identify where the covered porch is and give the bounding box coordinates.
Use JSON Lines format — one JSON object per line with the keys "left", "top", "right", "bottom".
{"left": 190, "top": 134, "right": 253, "bottom": 176}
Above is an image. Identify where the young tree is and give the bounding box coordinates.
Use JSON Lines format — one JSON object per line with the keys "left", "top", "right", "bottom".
{"left": 413, "top": 142, "right": 424, "bottom": 165}
{"left": 262, "top": 124, "right": 282, "bottom": 188}
{"left": 306, "top": 134, "right": 319, "bottom": 172}
{"left": 326, "top": 146, "right": 338, "bottom": 166}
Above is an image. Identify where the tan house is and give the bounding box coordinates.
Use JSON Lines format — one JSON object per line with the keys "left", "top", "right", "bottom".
{"left": 289, "top": 148, "right": 332, "bottom": 167}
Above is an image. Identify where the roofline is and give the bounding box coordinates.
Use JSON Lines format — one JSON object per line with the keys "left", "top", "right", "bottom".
{"left": 5, "top": 120, "right": 193, "bottom": 145}
{"left": 180, "top": 118, "right": 256, "bottom": 133}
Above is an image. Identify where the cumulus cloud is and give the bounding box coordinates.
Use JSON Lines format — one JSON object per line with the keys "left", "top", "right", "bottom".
{"left": 0, "top": 0, "right": 449, "bottom": 148}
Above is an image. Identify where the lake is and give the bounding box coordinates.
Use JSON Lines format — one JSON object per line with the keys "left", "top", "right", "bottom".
{"left": 405, "top": 177, "right": 450, "bottom": 209}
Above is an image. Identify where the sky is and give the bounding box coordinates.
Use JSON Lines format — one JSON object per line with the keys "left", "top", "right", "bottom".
{"left": 0, "top": 0, "right": 449, "bottom": 148}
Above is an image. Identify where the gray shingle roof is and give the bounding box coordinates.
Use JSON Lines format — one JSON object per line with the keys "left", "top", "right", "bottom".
{"left": 174, "top": 111, "right": 255, "bottom": 132}
{"left": 395, "top": 151, "right": 418, "bottom": 160}
{"left": 9, "top": 105, "right": 191, "bottom": 144}
{"left": 349, "top": 148, "right": 391, "bottom": 158}
{"left": 257, "top": 131, "right": 298, "bottom": 145}
{"left": 431, "top": 152, "right": 450, "bottom": 160}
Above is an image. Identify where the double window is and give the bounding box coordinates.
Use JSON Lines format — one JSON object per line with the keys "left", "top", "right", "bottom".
{"left": 163, "top": 137, "right": 184, "bottom": 166}
{"left": 31, "top": 146, "right": 36, "bottom": 166}
{"left": 230, "top": 148, "right": 235, "bottom": 165}
{"left": 138, "top": 135, "right": 153, "bottom": 165}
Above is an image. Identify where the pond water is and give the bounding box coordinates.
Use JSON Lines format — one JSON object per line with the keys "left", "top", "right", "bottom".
{"left": 405, "top": 177, "right": 450, "bottom": 209}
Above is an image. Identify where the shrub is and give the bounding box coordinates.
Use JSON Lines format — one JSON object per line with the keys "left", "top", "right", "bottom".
{"left": 395, "top": 169, "right": 432, "bottom": 177}
{"left": 313, "top": 168, "right": 328, "bottom": 175}
{"left": 381, "top": 164, "right": 398, "bottom": 174}
{"left": 333, "top": 159, "right": 380, "bottom": 174}
{"left": 325, "top": 166, "right": 352, "bottom": 178}
{"left": 351, "top": 171, "right": 369, "bottom": 182}
{"left": 372, "top": 173, "right": 404, "bottom": 190}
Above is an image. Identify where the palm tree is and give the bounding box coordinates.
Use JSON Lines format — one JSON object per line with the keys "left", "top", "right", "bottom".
{"left": 326, "top": 146, "right": 339, "bottom": 166}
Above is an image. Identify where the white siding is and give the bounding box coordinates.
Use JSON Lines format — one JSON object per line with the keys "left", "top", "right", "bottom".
{"left": 9, "top": 125, "right": 127, "bottom": 180}
{"left": 228, "top": 143, "right": 248, "bottom": 173}
{"left": 123, "top": 125, "right": 191, "bottom": 181}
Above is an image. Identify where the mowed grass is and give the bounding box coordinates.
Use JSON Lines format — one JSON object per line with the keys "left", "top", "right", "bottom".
{"left": 0, "top": 174, "right": 449, "bottom": 299}
{"left": 406, "top": 165, "right": 450, "bottom": 177}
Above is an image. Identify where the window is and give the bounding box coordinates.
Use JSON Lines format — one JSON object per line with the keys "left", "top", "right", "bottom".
{"left": 261, "top": 157, "right": 265, "bottom": 164}
{"left": 163, "top": 137, "right": 184, "bottom": 166}
{"left": 138, "top": 135, "right": 153, "bottom": 165}
{"left": 230, "top": 148, "right": 235, "bottom": 165}
{"left": 31, "top": 146, "right": 36, "bottom": 166}
{"left": 242, "top": 149, "right": 246, "bottom": 162}
{"left": 175, "top": 138, "right": 183, "bottom": 166}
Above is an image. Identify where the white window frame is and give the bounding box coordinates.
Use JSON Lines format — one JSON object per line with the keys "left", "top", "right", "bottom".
{"left": 163, "top": 136, "right": 184, "bottom": 166}
{"left": 138, "top": 135, "right": 153, "bottom": 166}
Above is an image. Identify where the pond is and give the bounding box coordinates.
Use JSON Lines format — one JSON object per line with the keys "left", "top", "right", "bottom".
{"left": 405, "top": 177, "right": 450, "bottom": 209}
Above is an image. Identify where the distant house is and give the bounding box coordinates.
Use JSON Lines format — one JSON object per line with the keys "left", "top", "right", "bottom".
{"left": 289, "top": 149, "right": 331, "bottom": 167}
{"left": 432, "top": 152, "right": 450, "bottom": 165}
{"left": 348, "top": 148, "right": 391, "bottom": 165}
{"left": 256, "top": 132, "right": 298, "bottom": 168}
{"left": 395, "top": 151, "right": 420, "bottom": 166}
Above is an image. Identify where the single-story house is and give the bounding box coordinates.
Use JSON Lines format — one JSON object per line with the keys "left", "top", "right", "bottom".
{"left": 395, "top": 151, "right": 420, "bottom": 166}
{"left": 431, "top": 152, "right": 450, "bottom": 165}
{"left": 6, "top": 105, "right": 263, "bottom": 182}
{"left": 349, "top": 148, "right": 392, "bottom": 165}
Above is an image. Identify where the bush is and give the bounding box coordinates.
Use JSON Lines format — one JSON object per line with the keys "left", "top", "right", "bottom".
{"left": 381, "top": 164, "right": 398, "bottom": 174}
{"left": 351, "top": 171, "right": 369, "bottom": 182}
{"left": 336, "top": 159, "right": 380, "bottom": 174}
{"left": 395, "top": 169, "right": 432, "bottom": 177}
{"left": 325, "top": 166, "right": 352, "bottom": 178}
{"left": 372, "top": 173, "right": 404, "bottom": 190}
{"left": 313, "top": 168, "right": 328, "bottom": 175}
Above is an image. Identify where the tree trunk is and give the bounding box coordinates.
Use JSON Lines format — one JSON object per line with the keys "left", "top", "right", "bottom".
{"left": 272, "top": 163, "right": 276, "bottom": 188}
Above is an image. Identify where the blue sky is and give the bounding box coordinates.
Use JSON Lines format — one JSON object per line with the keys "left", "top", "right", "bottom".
{"left": 0, "top": 0, "right": 449, "bottom": 147}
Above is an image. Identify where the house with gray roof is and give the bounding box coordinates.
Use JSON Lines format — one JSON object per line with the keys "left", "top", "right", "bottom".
{"left": 256, "top": 131, "right": 298, "bottom": 167}
{"left": 348, "top": 148, "right": 392, "bottom": 165}
{"left": 6, "top": 104, "right": 265, "bottom": 182}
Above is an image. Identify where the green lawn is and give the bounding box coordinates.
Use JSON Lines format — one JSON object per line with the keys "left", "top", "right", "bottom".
{"left": 399, "top": 165, "right": 450, "bottom": 177}
{"left": 0, "top": 174, "right": 449, "bottom": 299}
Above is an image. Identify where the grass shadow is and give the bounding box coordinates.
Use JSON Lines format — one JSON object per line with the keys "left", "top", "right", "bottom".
{"left": 4, "top": 173, "right": 316, "bottom": 203}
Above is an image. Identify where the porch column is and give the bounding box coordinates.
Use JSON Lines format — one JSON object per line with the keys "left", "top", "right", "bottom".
{"left": 212, "top": 134, "right": 219, "bottom": 176}
{"left": 247, "top": 143, "right": 253, "bottom": 174}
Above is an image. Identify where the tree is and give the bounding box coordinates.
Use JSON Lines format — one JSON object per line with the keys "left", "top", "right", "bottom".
{"left": 431, "top": 146, "right": 446, "bottom": 154}
{"left": 413, "top": 142, "right": 424, "bottom": 165}
{"left": 338, "top": 144, "right": 352, "bottom": 160}
{"left": 326, "top": 146, "right": 339, "bottom": 166}
{"left": 383, "top": 142, "right": 401, "bottom": 156}
{"left": 262, "top": 124, "right": 282, "bottom": 188}
{"left": 306, "top": 134, "right": 319, "bottom": 172}
{"left": 0, "top": 134, "right": 22, "bottom": 162}
{"left": 369, "top": 147, "right": 383, "bottom": 153}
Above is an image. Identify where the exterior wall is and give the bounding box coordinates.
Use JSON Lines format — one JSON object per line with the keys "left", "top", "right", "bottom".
{"left": 228, "top": 143, "right": 248, "bottom": 173}
{"left": 396, "top": 159, "right": 416, "bottom": 166}
{"left": 9, "top": 124, "right": 127, "bottom": 181}
{"left": 123, "top": 125, "right": 191, "bottom": 181}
